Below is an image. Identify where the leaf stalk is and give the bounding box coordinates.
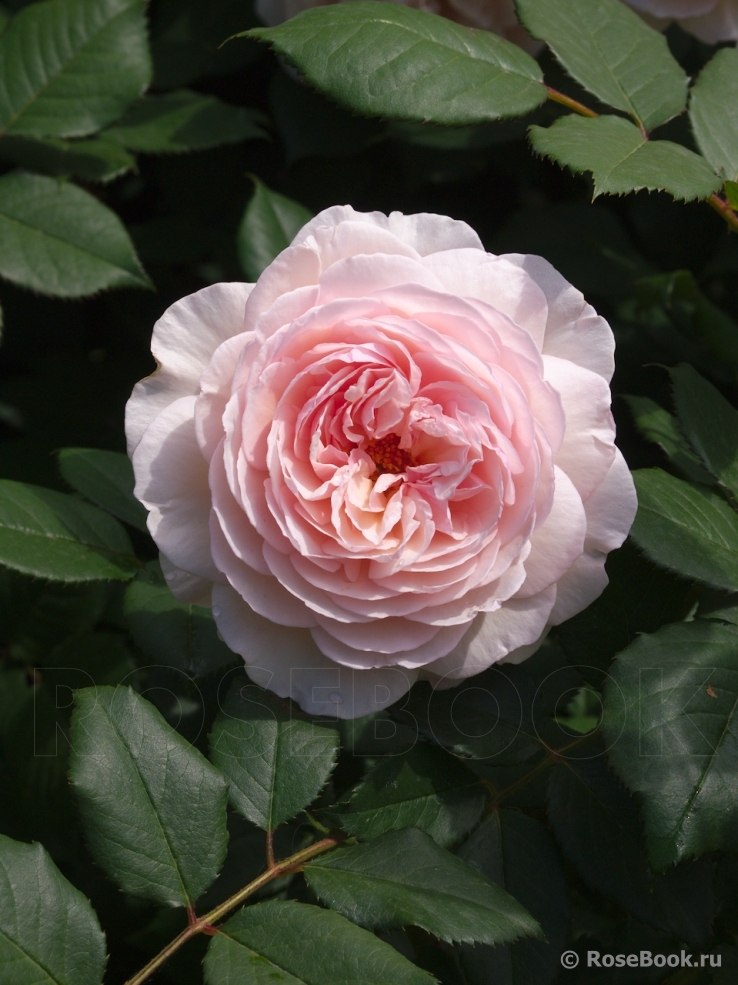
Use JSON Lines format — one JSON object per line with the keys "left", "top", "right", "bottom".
{"left": 123, "top": 836, "right": 339, "bottom": 985}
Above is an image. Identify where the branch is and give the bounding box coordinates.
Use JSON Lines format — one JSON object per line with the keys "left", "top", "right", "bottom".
{"left": 708, "top": 192, "right": 738, "bottom": 235}
{"left": 546, "top": 86, "right": 599, "bottom": 118}
{"left": 124, "top": 836, "right": 340, "bottom": 985}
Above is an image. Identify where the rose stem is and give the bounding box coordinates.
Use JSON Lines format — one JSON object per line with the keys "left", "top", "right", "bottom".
{"left": 546, "top": 87, "right": 738, "bottom": 235}
{"left": 123, "top": 837, "right": 339, "bottom": 985}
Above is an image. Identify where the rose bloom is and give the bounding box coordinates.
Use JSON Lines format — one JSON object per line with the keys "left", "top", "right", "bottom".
{"left": 126, "top": 206, "right": 636, "bottom": 718}
{"left": 255, "top": 0, "right": 542, "bottom": 53}
{"left": 625, "top": 0, "right": 738, "bottom": 41}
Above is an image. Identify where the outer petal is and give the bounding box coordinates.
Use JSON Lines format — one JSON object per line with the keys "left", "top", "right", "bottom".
{"left": 420, "top": 586, "right": 556, "bottom": 680}
{"left": 548, "top": 450, "right": 637, "bottom": 625}
{"left": 310, "top": 619, "right": 471, "bottom": 669}
{"left": 421, "top": 251, "right": 548, "bottom": 349}
{"left": 126, "top": 283, "right": 253, "bottom": 455}
{"left": 133, "top": 396, "right": 222, "bottom": 584}
{"left": 503, "top": 254, "right": 615, "bottom": 382}
{"left": 212, "top": 583, "right": 417, "bottom": 717}
{"left": 544, "top": 354, "right": 616, "bottom": 500}
{"left": 516, "top": 466, "right": 587, "bottom": 598}
{"left": 291, "top": 205, "right": 485, "bottom": 256}
{"left": 681, "top": 0, "right": 738, "bottom": 40}
{"left": 159, "top": 554, "right": 213, "bottom": 607}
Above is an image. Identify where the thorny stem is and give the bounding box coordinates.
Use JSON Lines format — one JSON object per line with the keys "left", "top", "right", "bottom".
{"left": 123, "top": 837, "right": 339, "bottom": 985}
{"left": 547, "top": 87, "right": 738, "bottom": 236}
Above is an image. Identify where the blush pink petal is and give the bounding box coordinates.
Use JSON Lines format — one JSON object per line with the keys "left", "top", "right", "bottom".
{"left": 133, "top": 396, "right": 223, "bottom": 585}
{"left": 159, "top": 554, "right": 213, "bottom": 606}
{"left": 212, "top": 583, "right": 418, "bottom": 717}
{"left": 420, "top": 586, "right": 557, "bottom": 681}
{"left": 515, "top": 466, "right": 587, "bottom": 598}
{"left": 310, "top": 619, "right": 472, "bottom": 669}
{"left": 544, "top": 355, "right": 616, "bottom": 500}
{"left": 505, "top": 254, "right": 615, "bottom": 382}
{"left": 548, "top": 450, "right": 637, "bottom": 625}
{"left": 126, "top": 283, "right": 253, "bottom": 455}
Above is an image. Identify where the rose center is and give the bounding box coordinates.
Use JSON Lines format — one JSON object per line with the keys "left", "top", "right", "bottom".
{"left": 365, "top": 433, "right": 416, "bottom": 476}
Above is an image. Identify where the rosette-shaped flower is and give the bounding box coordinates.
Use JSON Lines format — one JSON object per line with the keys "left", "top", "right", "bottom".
{"left": 256, "top": 0, "right": 541, "bottom": 53}
{"left": 126, "top": 207, "right": 636, "bottom": 718}
{"left": 625, "top": 0, "right": 738, "bottom": 42}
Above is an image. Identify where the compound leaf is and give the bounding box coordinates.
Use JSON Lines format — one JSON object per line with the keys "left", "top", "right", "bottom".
{"left": 517, "top": 0, "right": 687, "bottom": 130}
{"left": 203, "top": 899, "right": 436, "bottom": 985}
{"left": 241, "top": 1, "right": 547, "bottom": 125}
{"left": 105, "top": 90, "right": 267, "bottom": 154}
{"left": 690, "top": 47, "right": 738, "bottom": 182}
{"left": 70, "top": 686, "right": 229, "bottom": 906}
{"left": 0, "top": 478, "right": 139, "bottom": 583}
{"left": 210, "top": 679, "right": 338, "bottom": 831}
{"left": 630, "top": 468, "right": 738, "bottom": 591}
{"left": 0, "top": 0, "right": 150, "bottom": 139}
{"left": 304, "top": 827, "right": 541, "bottom": 946}
{"left": 58, "top": 447, "right": 147, "bottom": 532}
{"left": 0, "top": 834, "right": 107, "bottom": 985}
{"left": 237, "top": 178, "right": 313, "bottom": 282}
{"left": 603, "top": 620, "right": 738, "bottom": 868}
{"left": 0, "top": 171, "right": 151, "bottom": 297}
{"left": 530, "top": 115, "right": 721, "bottom": 202}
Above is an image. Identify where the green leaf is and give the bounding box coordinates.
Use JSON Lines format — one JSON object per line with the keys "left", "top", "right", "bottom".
{"left": 0, "top": 171, "right": 151, "bottom": 297}
{"left": 630, "top": 468, "right": 738, "bottom": 591}
{"left": 690, "top": 47, "right": 738, "bottom": 182}
{"left": 603, "top": 620, "right": 738, "bottom": 867}
{"left": 203, "top": 899, "right": 436, "bottom": 985}
{"left": 725, "top": 180, "right": 738, "bottom": 210}
{"left": 237, "top": 178, "right": 313, "bottom": 282}
{"left": 328, "top": 744, "right": 485, "bottom": 847}
{"left": 0, "top": 135, "right": 135, "bottom": 183}
{"left": 210, "top": 678, "right": 339, "bottom": 831}
{"left": 124, "top": 562, "right": 236, "bottom": 678}
{"left": 669, "top": 364, "right": 738, "bottom": 501}
{"left": 104, "top": 90, "right": 267, "bottom": 154}
{"left": 458, "top": 811, "right": 569, "bottom": 985}
{"left": 0, "top": 478, "right": 139, "bottom": 583}
{"left": 635, "top": 271, "right": 738, "bottom": 377}
{"left": 0, "top": 834, "right": 107, "bottom": 985}
{"left": 623, "top": 394, "right": 714, "bottom": 486}
{"left": 529, "top": 115, "right": 722, "bottom": 202}
{"left": 517, "top": 0, "right": 687, "bottom": 131}
{"left": 58, "top": 447, "right": 148, "bottom": 532}
{"left": 241, "top": 1, "right": 547, "bottom": 125}
{"left": 547, "top": 752, "right": 713, "bottom": 945}
{"left": 304, "top": 827, "right": 541, "bottom": 946}
{"left": 0, "top": 0, "right": 150, "bottom": 139}
{"left": 396, "top": 674, "right": 542, "bottom": 766}
{"left": 69, "top": 685, "right": 229, "bottom": 906}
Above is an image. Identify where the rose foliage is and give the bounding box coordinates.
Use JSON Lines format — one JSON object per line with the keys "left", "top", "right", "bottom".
{"left": 0, "top": 0, "right": 737, "bottom": 984}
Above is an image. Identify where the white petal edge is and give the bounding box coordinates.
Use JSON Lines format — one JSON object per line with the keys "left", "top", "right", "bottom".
{"left": 126, "top": 282, "right": 253, "bottom": 455}
{"left": 132, "top": 396, "right": 222, "bottom": 584}
{"left": 212, "top": 583, "right": 417, "bottom": 718}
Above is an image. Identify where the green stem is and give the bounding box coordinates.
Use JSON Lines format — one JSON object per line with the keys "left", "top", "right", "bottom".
{"left": 546, "top": 86, "right": 599, "bottom": 118}
{"left": 123, "top": 837, "right": 339, "bottom": 985}
{"left": 708, "top": 192, "right": 738, "bottom": 234}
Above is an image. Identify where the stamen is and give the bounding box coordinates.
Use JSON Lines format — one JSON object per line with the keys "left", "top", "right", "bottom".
{"left": 365, "top": 434, "right": 415, "bottom": 476}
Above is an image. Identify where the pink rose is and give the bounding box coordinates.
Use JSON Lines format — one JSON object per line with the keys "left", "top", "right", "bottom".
{"left": 256, "top": 0, "right": 543, "bottom": 54}
{"left": 625, "top": 0, "right": 738, "bottom": 42}
{"left": 126, "top": 207, "right": 636, "bottom": 718}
